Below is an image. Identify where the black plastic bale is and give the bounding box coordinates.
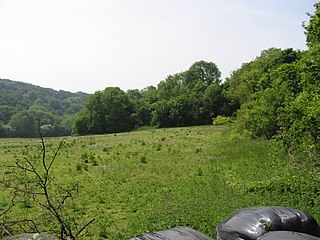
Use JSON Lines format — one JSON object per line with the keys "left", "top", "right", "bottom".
{"left": 257, "top": 231, "right": 320, "bottom": 240}
{"left": 129, "top": 226, "right": 214, "bottom": 240}
{"left": 215, "top": 206, "right": 320, "bottom": 240}
{"left": 2, "top": 233, "right": 58, "bottom": 240}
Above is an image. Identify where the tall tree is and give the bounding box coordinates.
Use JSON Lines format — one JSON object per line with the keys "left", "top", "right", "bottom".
{"left": 73, "top": 87, "right": 134, "bottom": 135}
{"left": 184, "top": 60, "right": 221, "bottom": 90}
{"left": 151, "top": 60, "right": 228, "bottom": 127}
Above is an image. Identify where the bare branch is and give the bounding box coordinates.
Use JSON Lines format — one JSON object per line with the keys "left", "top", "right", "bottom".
{"left": 38, "top": 126, "right": 48, "bottom": 173}
{"left": 57, "top": 183, "right": 79, "bottom": 211}
{"left": 0, "top": 194, "right": 18, "bottom": 218}
{"left": 17, "top": 156, "right": 45, "bottom": 187}
{"left": 15, "top": 161, "right": 34, "bottom": 174}
{"left": 48, "top": 139, "right": 65, "bottom": 173}
{"left": 76, "top": 218, "right": 95, "bottom": 237}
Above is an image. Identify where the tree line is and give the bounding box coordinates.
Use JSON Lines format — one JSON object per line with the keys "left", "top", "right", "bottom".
{"left": 72, "top": 60, "right": 238, "bottom": 135}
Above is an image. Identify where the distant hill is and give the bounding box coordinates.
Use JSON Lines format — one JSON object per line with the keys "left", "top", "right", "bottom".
{"left": 0, "top": 78, "right": 89, "bottom": 137}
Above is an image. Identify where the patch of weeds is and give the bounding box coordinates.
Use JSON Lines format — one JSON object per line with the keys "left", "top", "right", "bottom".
{"left": 22, "top": 199, "right": 33, "bottom": 209}
{"left": 140, "top": 155, "right": 147, "bottom": 164}
{"left": 155, "top": 144, "right": 162, "bottom": 151}
{"left": 90, "top": 153, "right": 96, "bottom": 161}
{"left": 76, "top": 163, "right": 82, "bottom": 171}
{"left": 81, "top": 152, "right": 89, "bottom": 160}
{"left": 92, "top": 159, "right": 99, "bottom": 166}
{"left": 262, "top": 220, "right": 272, "bottom": 231}
{"left": 197, "top": 167, "right": 203, "bottom": 176}
{"left": 82, "top": 152, "right": 96, "bottom": 163}
{"left": 99, "top": 228, "right": 109, "bottom": 238}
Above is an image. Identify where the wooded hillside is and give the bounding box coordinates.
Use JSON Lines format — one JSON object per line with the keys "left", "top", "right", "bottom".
{"left": 0, "top": 79, "right": 88, "bottom": 137}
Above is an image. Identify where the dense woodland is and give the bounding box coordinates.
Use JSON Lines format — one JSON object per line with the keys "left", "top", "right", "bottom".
{"left": 0, "top": 79, "right": 88, "bottom": 137}
{"left": 226, "top": 2, "right": 320, "bottom": 160}
{"left": 72, "top": 60, "right": 238, "bottom": 135}
{"left": 1, "top": 3, "right": 320, "bottom": 161}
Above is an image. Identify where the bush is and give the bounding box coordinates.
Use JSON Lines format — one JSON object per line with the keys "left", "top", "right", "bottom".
{"left": 212, "top": 115, "right": 232, "bottom": 125}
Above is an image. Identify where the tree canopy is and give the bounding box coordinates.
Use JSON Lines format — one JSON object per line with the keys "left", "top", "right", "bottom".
{"left": 73, "top": 87, "right": 135, "bottom": 135}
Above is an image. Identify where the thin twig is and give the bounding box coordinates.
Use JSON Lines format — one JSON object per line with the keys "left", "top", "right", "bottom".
{"left": 76, "top": 218, "right": 95, "bottom": 237}
{"left": 39, "top": 128, "right": 48, "bottom": 173}
{"left": 57, "top": 183, "right": 79, "bottom": 211}
{"left": 48, "top": 139, "right": 65, "bottom": 173}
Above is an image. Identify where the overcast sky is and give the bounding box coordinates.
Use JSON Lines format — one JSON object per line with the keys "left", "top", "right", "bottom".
{"left": 0, "top": 0, "right": 318, "bottom": 93}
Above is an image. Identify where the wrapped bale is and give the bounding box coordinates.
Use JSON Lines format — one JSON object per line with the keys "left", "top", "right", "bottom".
{"left": 257, "top": 231, "right": 320, "bottom": 240}
{"left": 129, "top": 226, "right": 214, "bottom": 240}
{"left": 216, "top": 206, "right": 320, "bottom": 240}
{"left": 3, "top": 233, "right": 58, "bottom": 240}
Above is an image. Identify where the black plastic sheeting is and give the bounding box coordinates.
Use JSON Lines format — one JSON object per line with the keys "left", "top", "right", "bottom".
{"left": 6, "top": 207, "right": 320, "bottom": 240}
{"left": 257, "top": 231, "right": 320, "bottom": 240}
{"left": 129, "top": 226, "right": 214, "bottom": 240}
{"left": 216, "top": 206, "right": 320, "bottom": 240}
{"left": 2, "top": 233, "right": 58, "bottom": 240}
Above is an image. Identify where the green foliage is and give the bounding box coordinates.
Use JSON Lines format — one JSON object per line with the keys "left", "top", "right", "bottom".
{"left": 9, "top": 111, "right": 37, "bottom": 138}
{"left": 224, "top": 3, "right": 320, "bottom": 160}
{"left": 227, "top": 3, "right": 320, "bottom": 161}
{"left": 226, "top": 48, "right": 301, "bottom": 139}
{"left": 127, "top": 89, "right": 152, "bottom": 127}
{"left": 184, "top": 60, "right": 221, "bottom": 89}
{"left": 212, "top": 115, "right": 232, "bottom": 126}
{"left": 283, "top": 45, "right": 320, "bottom": 158}
{"left": 304, "top": 2, "right": 320, "bottom": 48}
{"left": 0, "top": 79, "right": 88, "bottom": 138}
{"left": 236, "top": 88, "right": 281, "bottom": 139}
{"left": 150, "top": 60, "right": 233, "bottom": 128}
{"left": 73, "top": 87, "right": 135, "bottom": 135}
{"left": 157, "top": 73, "right": 186, "bottom": 100}
{"left": 225, "top": 48, "right": 300, "bottom": 104}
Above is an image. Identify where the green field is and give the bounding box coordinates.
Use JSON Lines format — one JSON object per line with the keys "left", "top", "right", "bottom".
{"left": 0, "top": 125, "right": 319, "bottom": 239}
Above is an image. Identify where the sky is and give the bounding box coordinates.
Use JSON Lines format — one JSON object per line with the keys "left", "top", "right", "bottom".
{"left": 0, "top": 0, "right": 318, "bottom": 93}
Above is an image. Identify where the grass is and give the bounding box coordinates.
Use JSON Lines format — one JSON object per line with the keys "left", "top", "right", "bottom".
{"left": 0, "top": 125, "right": 319, "bottom": 239}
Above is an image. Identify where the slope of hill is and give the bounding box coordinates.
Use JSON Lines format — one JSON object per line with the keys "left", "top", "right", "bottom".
{"left": 0, "top": 78, "right": 89, "bottom": 137}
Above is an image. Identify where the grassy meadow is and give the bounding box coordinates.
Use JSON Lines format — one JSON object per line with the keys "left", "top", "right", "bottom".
{"left": 0, "top": 125, "right": 319, "bottom": 239}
